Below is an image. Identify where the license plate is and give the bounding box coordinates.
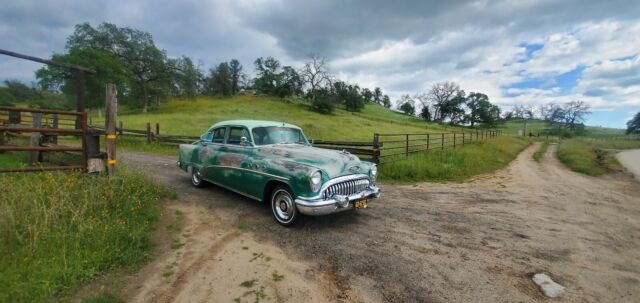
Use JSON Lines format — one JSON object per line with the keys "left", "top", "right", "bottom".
{"left": 354, "top": 199, "right": 368, "bottom": 209}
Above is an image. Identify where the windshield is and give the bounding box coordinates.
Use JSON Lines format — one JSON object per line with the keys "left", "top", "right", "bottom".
{"left": 252, "top": 126, "right": 308, "bottom": 146}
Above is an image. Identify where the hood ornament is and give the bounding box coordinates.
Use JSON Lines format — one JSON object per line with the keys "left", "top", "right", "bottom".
{"left": 349, "top": 166, "right": 360, "bottom": 173}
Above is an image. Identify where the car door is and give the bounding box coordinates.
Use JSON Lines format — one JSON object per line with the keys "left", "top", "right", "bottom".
{"left": 200, "top": 126, "right": 227, "bottom": 182}
{"left": 214, "top": 126, "right": 256, "bottom": 197}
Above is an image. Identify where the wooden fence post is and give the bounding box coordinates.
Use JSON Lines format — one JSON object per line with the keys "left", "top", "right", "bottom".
{"left": 453, "top": 133, "right": 456, "bottom": 148}
{"left": 52, "top": 114, "right": 58, "bottom": 144}
{"left": 105, "top": 84, "right": 117, "bottom": 174}
{"left": 155, "top": 122, "right": 160, "bottom": 136}
{"left": 441, "top": 133, "right": 444, "bottom": 150}
{"left": 372, "top": 133, "right": 380, "bottom": 164}
{"left": 28, "top": 113, "right": 42, "bottom": 165}
{"left": 426, "top": 134, "right": 429, "bottom": 150}
{"left": 405, "top": 134, "right": 409, "bottom": 157}
{"left": 146, "top": 122, "right": 152, "bottom": 142}
{"left": 118, "top": 121, "right": 123, "bottom": 135}
{"left": 462, "top": 132, "right": 465, "bottom": 145}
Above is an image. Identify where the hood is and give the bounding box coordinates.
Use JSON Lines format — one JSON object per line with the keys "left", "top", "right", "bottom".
{"left": 255, "top": 144, "right": 366, "bottom": 178}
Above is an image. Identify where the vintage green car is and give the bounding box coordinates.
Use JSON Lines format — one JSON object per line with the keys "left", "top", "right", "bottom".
{"left": 177, "top": 120, "right": 380, "bottom": 226}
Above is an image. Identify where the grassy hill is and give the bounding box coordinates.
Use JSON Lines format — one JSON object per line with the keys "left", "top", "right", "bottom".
{"left": 498, "top": 118, "right": 627, "bottom": 138}
{"left": 92, "top": 95, "right": 463, "bottom": 141}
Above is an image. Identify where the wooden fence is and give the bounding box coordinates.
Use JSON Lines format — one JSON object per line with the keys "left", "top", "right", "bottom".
{"left": 375, "top": 130, "right": 502, "bottom": 163}
{"left": 91, "top": 121, "right": 502, "bottom": 164}
{"left": 0, "top": 106, "right": 89, "bottom": 172}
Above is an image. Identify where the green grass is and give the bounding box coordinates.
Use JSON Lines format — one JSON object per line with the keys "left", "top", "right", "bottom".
{"left": 557, "top": 138, "right": 640, "bottom": 176}
{"left": 0, "top": 169, "right": 165, "bottom": 303}
{"left": 0, "top": 151, "right": 28, "bottom": 168}
{"left": 89, "top": 96, "right": 461, "bottom": 141}
{"left": 379, "top": 136, "right": 532, "bottom": 183}
{"left": 533, "top": 142, "right": 549, "bottom": 162}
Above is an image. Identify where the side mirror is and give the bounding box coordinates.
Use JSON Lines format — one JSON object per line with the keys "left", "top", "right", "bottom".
{"left": 240, "top": 136, "right": 250, "bottom": 146}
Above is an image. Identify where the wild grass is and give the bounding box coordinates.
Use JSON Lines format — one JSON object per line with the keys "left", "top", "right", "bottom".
{"left": 379, "top": 136, "right": 531, "bottom": 183}
{"left": 0, "top": 169, "right": 165, "bottom": 303}
{"left": 557, "top": 138, "right": 640, "bottom": 176}
{"left": 533, "top": 142, "right": 549, "bottom": 162}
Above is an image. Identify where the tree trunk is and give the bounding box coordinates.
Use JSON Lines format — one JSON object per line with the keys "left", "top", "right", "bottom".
{"left": 141, "top": 83, "right": 148, "bottom": 113}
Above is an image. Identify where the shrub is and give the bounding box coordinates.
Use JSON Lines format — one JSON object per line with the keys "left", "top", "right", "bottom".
{"left": 310, "top": 95, "right": 336, "bottom": 114}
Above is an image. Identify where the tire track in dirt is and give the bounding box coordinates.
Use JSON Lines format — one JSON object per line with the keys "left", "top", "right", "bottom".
{"left": 160, "top": 230, "right": 241, "bottom": 303}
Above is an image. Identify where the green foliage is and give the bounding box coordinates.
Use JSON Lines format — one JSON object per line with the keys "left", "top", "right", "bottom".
{"left": 419, "top": 106, "right": 431, "bottom": 121}
{"left": 310, "top": 93, "right": 336, "bottom": 114}
{"left": 342, "top": 85, "right": 365, "bottom": 112}
{"left": 399, "top": 101, "right": 415, "bottom": 116}
{"left": 253, "top": 57, "right": 302, "bottom": 98}
{"left": 465, "top": 92, "right": 500, "bottom": 127}
{"left": 557, "top": 138, "right": 640, "bottom": 176}
{"left": 36, "top": 48, "right": 128, "bottom": 108}
{"left": 379, "top": 136, "right": 531, "bottom": 182}
{"left": 627, "top": 112, "right": 640, "bottom": 134}
{"left": 0, "top": 169, "right": 163, "bottom": 302}
{"left": 168, "top": 56, "right": 200, "bottom": 99}
{"left": 382, "top": 95, "right": 391, "bottom": 108}
{"left": 0, "top": 80, "right": 71, "bottom": 109}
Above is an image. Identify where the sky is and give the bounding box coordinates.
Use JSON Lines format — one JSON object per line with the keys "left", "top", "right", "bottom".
{"left": 0, "top": 0, "right": 638, "bottom": 128}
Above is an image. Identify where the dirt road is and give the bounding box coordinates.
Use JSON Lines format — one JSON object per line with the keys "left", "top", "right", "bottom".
{"left": 617, "top": 149, "right": 640, "bottom": 180}
{"left": 110, "top": 143, "right": 640, "bottom": 303}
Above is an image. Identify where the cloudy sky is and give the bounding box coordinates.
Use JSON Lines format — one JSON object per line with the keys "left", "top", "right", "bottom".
{"left": 1, "top": 0, "right": 638, "bottom": 128}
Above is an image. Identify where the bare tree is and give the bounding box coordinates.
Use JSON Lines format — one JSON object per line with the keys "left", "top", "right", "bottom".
{"left": 301, "top": 55, "right": 331, "bottom": 101}
{"left": 563, "top": 100, "right": 590, "bottom": 129}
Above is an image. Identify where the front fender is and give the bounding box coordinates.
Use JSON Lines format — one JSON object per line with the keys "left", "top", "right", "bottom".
{"left": 261, "top": 158, "right": 319, "bottom": 197}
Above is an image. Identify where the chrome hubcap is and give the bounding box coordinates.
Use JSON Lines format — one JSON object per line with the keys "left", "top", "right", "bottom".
{"left": 192, "top": 169, "right": 202, "bottom": 184}
{"left": 273, "top": 190, "right": 293, "bottom": 222}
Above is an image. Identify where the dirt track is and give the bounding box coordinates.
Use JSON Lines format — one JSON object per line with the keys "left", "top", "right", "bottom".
{"left": 110, "top": 143, "right": 640, "bottom": 303}
{"left": 617, "top": 149, "right": 640, "bottom": 180}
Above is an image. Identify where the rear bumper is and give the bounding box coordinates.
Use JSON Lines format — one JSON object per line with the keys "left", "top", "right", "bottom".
{"left": 294, "top": 186, "right": 380, "bottom": 216}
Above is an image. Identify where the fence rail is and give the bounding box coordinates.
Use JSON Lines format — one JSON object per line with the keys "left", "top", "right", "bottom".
{"left": 92, "top": 121, "right": 503, "bottom": 164}
{"left": 0, "top": 106, "right": 89, "bottom": 173}
{"left": 374, "top": 130, "right": 502, "bottom": 163}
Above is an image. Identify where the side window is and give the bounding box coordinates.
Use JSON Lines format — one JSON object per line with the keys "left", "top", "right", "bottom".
{"left": 227, "top": 127, "right": 250, "bottom": 145}
{"left": 211, "top": 127, "right": 226, "bottom": 143}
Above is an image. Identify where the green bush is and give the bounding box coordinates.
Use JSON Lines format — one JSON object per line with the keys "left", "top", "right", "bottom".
{"left": 310, "top": 95, "right": 336, "bottom": 114}
{"left": 0, "top": 169, "right": 163, "bottom": 302}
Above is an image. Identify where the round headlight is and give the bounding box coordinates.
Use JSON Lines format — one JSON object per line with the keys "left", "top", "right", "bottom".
{"left": 310, "top": 170, "right": 322, "bottom": 192}
{"left": 370, "top": 164, "right": 378, "bottom": 180}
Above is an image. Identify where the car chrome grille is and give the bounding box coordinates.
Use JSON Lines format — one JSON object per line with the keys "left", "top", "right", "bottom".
{"left": 323, "top": 178, "right": 370, "bottom": 199}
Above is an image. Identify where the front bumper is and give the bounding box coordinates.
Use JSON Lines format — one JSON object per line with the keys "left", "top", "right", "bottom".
{"left": 294, "top": 185, "right": 380, "bottom": 216}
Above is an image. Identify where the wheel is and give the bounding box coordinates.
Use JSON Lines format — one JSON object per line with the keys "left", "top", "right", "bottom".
{"left": 270, "top": 185, "right": 298, "bottom": 226}
{"left": 191, "top": 167, "right": 207, "bottom": 188}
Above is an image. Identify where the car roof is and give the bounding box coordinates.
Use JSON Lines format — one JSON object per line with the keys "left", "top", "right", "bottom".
{"left": 209, "top": 120, "right": 302, "bottom": 130}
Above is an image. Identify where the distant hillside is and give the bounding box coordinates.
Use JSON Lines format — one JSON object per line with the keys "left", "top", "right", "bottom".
{"left": 95, "top": 96, "right": 466, "bottom": 141}
{"left": 499, "top": 118, "right": 626, "bottom": 137}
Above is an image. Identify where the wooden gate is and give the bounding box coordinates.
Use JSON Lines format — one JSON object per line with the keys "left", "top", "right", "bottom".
{"left": 0, "top": 106, "right": 88, "bottom": 172}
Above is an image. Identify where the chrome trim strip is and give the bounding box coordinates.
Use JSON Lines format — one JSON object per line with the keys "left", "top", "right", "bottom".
{"left": 202, "top": 177, "right": 263, "bottom": 201}
{"left": 202, "top": 165, "right": 289, "bottom": 181}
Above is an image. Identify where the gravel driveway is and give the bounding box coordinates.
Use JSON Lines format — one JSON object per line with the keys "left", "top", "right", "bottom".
{"left": 118, "top": 143, "right": 640, "bottom": 303}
